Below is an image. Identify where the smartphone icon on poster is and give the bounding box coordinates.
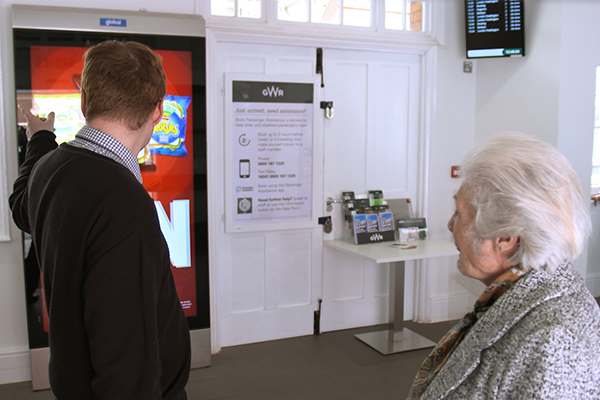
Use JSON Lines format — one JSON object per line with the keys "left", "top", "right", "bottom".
{"left": 239, "top": 159, "right": 250, "bottom": 178}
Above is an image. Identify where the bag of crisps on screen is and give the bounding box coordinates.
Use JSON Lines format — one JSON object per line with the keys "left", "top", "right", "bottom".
{"left": 149, "top": 95, "right": 191, "bottom": 157}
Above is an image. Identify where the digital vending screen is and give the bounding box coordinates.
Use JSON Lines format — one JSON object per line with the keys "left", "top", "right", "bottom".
{"left": 14, "top": 30, "right": 208, "bottom": 344}
{"left": 465, "top": 0, "right": 525, "bottom": 59}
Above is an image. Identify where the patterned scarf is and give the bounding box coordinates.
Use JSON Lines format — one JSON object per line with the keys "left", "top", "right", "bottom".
{"left": 407, "top": 267, "right": 526, "bottom": 399}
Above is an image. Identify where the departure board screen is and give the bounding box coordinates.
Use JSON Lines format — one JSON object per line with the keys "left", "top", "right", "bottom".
{"left": 465, "top": 0, "right": 525, "bottom": 59}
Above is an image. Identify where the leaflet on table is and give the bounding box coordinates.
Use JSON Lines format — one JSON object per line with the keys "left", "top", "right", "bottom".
{"left": 232, "top": 100, "right": 313, "bottom": 224}
{"left": 353, "top": 214, "right": 368, "bottom": 243}
{"left": 366, "top": 214, "right": 379, "bottom": 232}
{"left": 379, "top": 212, "right": 394, "bottom": 231}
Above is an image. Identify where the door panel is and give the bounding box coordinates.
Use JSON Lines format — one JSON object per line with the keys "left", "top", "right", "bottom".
{"left": 367, "top": 63, "right": 414, "bottom": 194}
{"left": 216, "top": 43, "right": 322, "bottom": 346}
{"left": 227, "top": 56, "right": 265, "bottom": 73}
{"left": 230, "top": 236, "right": 265, "bottom": 314}
{"left": 279, "top": 58, "right": 315, "bottom": 75}
{"left": 328, "top": 62, "right": 369, "bottom": 190}
{"left": 269, "top": 232, "right": 312, "bottom": 309}
{"left": 321, "top": 49, "right": 421, "bottom": 332}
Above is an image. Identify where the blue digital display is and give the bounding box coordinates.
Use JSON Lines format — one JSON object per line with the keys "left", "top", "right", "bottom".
{"left": 100, "top": 18, "right": 127, "bottom": 27}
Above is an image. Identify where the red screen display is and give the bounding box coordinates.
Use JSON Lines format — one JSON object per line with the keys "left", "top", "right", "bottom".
{"left": 29, "top": 45, "right": 198, "bottom": 328}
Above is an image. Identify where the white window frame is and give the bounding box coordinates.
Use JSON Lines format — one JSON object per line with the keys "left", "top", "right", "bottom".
{"left": 198, "top": 0, "right": 443, "bottom": 46}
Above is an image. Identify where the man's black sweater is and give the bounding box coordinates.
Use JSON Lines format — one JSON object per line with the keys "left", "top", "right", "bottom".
{"left": 10, "top": 131, "right": 190, "bottom": 399}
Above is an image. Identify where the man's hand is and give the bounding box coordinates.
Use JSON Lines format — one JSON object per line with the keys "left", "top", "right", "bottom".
{"left": 18, "top": 106, "right": 55, "bottom": 141}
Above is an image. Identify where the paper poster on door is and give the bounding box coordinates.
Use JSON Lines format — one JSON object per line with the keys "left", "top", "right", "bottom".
{"left": 232, "top": 80, "right": 313, "bottom": 225}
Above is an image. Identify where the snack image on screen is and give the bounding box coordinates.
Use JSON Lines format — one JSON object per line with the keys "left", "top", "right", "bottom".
{"left": 32, "top": 94, "right": 85, "bottom": 144}
{"left": 149, "top": 95, "right": 191, "bottom": 156}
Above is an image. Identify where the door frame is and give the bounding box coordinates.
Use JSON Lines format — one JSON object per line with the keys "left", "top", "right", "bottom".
{"left": 206, "top": 29, "right": 438, "bottom": 354}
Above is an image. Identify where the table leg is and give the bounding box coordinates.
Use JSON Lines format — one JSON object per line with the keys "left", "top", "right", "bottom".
{"left": 355, "top": 261, "right": 436, "bottom": 355}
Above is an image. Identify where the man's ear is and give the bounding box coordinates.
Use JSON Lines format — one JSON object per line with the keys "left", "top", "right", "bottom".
{"left": 495, "top": 236, "right": 519, "bottom": 256}
{"left": 151, "top": 98, "right": 164, "bottom": 126}
{"left": 80, "top": 90, "right": 87, "bottom": 118}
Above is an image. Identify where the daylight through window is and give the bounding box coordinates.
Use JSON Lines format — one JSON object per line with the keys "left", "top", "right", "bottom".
{"left": 211, "top": 0, "right": 425, "bottom": 33}
{"left": 385, "top": 0, "right": 424, "bottom": 31}
{"left": 212, "top": 0, "right": 261, "bottom": 18}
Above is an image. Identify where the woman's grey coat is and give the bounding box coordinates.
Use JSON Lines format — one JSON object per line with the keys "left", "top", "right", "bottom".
{"left": 418, "top": 263, "right": 600, "bottom": 400}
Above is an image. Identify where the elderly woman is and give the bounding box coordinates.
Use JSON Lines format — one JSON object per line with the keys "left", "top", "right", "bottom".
{"left": 408, "top": 132, "right": 600, "bottom": 399}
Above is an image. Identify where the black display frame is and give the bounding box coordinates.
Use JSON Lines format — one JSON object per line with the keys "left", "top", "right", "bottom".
{"left": 13, "top": 28, "right": 209, "bottom": 348}
{"left": 465, "top": 0, "right": 525, "bottom": 59}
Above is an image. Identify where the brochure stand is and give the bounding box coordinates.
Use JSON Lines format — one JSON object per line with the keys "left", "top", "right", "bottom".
{"left": 343, "top": 190, "right": 396, "bottom": 245}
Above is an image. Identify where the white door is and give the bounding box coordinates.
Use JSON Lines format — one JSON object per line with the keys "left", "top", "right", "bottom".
{"left": 213, "top": 38, "right": 422, "bottom": 346}
{"left": 320, "top": 48, "right": 422, "bottom": 332}
{"left": 215, "top": 41, "right": 324, "bottom": 346}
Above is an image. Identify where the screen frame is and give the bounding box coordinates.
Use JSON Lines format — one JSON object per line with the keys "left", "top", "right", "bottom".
{"left": 465, "top": 0, "right": 526, "bottom": 59}
{"left": 13, "top": 28, "right": 209, "bottom": 346}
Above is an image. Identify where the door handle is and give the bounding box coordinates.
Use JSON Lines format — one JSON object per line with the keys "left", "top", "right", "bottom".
{"left": 326, "top": 197, "right": 342, "bottom": 211}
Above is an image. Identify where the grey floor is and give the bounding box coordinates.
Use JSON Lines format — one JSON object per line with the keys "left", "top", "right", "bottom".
{"left": 0, "top": 320, "right": 457, "bottom": 400}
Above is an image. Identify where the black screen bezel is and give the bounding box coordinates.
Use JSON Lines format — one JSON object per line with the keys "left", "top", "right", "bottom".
{"left": 13, "top": 28, "right": 209, "bottom": 348}
{"left": 465, "top": 0, "right": 526, "bottom": 59}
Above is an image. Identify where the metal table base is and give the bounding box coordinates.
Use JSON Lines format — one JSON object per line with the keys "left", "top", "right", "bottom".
{"left": 355, "top": 260, "right": 436, "bottom": 355}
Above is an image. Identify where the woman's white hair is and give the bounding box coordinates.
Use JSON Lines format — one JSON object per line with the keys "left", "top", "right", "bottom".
{"left": 460, "top": 131, "right": 591, "bottom": 273}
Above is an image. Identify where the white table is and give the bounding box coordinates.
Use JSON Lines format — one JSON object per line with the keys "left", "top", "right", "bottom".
{"left": 323, "top": 238, "right": 458, "bottom": 355}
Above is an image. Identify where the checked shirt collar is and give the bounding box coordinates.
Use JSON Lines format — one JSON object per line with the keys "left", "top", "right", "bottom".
{"left": 69, "top": 125, "right": 143, "bottom": 184}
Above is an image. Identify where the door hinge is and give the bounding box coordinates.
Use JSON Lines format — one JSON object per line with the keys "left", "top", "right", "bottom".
{"left": 316, "top": 48, "right": 324, "bottom": 88}
{"left": 314, "top": 298, "right": 323, "bottom": 335}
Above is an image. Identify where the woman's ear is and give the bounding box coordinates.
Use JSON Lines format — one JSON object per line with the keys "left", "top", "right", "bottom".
{"left": 495, "top": 236, "right": 520, "bottom": 256}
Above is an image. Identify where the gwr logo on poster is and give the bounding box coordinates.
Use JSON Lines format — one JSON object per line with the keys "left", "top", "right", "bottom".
{"left": 262, "top": 86, "right": 284, "bottom": 97}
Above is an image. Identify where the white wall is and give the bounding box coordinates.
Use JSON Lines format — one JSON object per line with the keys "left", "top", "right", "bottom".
{"left": 424, "top": 0, "right": 480, "bottom": 322}
{"left": 558, "top": 0, "right": 600, "bottom": 286}
{"left": 474, "top": 0, "right": 562, "bottom": 145}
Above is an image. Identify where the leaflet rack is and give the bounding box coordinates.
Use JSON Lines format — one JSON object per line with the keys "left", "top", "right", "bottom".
{"left": 342, "top": 191, "right": 395, "bottom": 245}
